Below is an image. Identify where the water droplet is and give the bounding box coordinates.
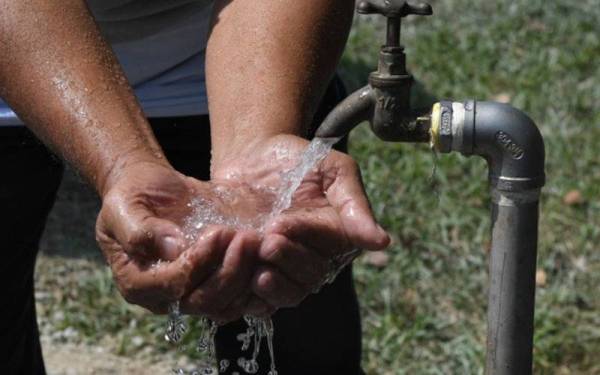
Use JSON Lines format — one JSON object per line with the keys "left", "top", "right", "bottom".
{"left": 219, "top": 359, "right": 230, "bottom": 372}
{"left": 243, "top": 359, "right": 259, "bottom": 374}
{"left": 165, "top": 302, "right": 186, "bottom": 344}
{"left": 196, "top": 338, "right": 210, "bottom": 352}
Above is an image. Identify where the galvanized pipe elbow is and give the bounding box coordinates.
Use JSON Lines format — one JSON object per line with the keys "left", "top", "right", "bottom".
{"left": 431, "top": 100, "right": 545, "bottom": 192}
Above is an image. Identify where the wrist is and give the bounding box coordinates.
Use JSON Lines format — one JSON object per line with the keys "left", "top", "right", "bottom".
{"left": 98, "top": 147, "right": 170, "bottom": 197}
{"left": 211, "top": 135, "right": 272, "bottom": 179}
{"left": 209, "top": 108, "right": 309, "bottom": 177}
{"left": 211, "top": 133, "right": 309, "bottom": 181}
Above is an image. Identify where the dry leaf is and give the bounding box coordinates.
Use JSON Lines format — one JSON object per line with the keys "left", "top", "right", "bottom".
{"left": 536, "top": 269, "right": 547, "bottom": 287}
{"left": 563, "top": 190, "right": 584, "bottom": 205}
{"left": 493, "top": 93, "right": 512, "bottom": 103}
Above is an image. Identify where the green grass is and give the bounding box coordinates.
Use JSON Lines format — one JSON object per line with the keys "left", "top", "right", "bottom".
{"left": 36, "top": 0, "right": 600, "bottom": 373}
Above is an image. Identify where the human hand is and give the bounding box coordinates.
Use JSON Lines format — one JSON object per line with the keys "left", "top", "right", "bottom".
{"left": 211, "top": 134, "right": 390, "bottom": 310}
{"left": 95, "top": 159, "right": 269, "bottom": 322}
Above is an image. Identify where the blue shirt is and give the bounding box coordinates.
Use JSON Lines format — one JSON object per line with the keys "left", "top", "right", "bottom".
{"left": 0, "top": 0, "right": 213, "bottom": 126}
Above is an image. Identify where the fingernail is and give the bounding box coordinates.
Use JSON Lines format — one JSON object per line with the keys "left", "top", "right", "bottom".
{"left": 376, "top": 224, "right": 391, "bottom": 245}
{"left": 376, "top": 223, "right": 388, "bottom": 236}
{"left": 161, "top": 236, "right": 183, "bottom": 260}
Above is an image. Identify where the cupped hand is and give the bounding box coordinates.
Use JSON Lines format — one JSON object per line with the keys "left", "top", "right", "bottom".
{"left": 211, "top": 134, "right": 390, "bottom": 310}
{"left": 95, "top": 160, "right": 269, "bottom": 322}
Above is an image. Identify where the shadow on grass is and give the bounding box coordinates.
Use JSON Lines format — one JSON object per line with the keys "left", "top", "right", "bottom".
{"left": 40, "top": 167, "right": 103, "bottom": 262}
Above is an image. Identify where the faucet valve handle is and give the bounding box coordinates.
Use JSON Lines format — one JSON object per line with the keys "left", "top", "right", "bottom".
{"left": 357, "top": 0, "right": 432, "bottom": 17}
{"left": 357, "top": 0, "right": 432, "bottom": 47}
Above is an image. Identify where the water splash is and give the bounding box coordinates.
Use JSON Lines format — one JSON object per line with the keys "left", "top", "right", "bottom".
{"left": 165, "top": 302, "right": 187, "bottom": 344}
{"left": 270, "top": 137, "right": 341, "bottom": 217}
{"left": 167, "top": 137, "right": 349, "bottom": 374}
{"left": 219, "top": 360, "right": 230, "bottom": 373}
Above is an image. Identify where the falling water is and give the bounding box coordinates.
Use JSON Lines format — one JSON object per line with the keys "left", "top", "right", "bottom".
{"left": 270, "top": 137, "right": 343, "bottom": 217}
{"left": 165, "top": 137, "right": 343, "bottom": 374}
{"left": 429, "top": 144, "right": 441, "bottom": 205}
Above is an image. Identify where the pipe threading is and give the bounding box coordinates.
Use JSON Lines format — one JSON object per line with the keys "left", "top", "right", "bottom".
{"left": 429, "top": 102, "right": 441, "bottom": 151}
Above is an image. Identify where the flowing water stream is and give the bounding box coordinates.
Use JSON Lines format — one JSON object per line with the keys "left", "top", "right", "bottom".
{"left": 165, "top": 137, "right": 344, "bottom": 375}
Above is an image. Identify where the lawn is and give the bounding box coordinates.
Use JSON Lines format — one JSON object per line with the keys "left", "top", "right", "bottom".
{"left": 36, "top": 0, "right": 599, "bottom": 374}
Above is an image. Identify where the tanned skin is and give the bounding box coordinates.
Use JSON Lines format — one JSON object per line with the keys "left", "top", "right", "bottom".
{"left": 0, "top": 0, "right": 389, "bottom": 320}
{"left": 207, "top": 0, "right": 389, "bottom": 309}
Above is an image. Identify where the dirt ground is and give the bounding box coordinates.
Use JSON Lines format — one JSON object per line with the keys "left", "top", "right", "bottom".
{"left": 41, "top": 340, "right": 174, "bottom": 375}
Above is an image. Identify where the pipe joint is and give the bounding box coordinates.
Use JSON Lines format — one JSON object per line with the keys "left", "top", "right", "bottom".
{"left": 432, "top": 100, "right": 545, "bottom": 192}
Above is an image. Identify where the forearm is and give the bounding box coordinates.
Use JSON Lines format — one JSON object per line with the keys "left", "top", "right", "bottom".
{"left": 0, "top": 0, "right": 166, "bottom": 195}
{"left": 207, "top": 0, "right": 354, "bottom": 173}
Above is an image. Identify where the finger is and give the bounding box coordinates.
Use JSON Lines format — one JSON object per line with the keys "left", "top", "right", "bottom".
{"left": 184, "top": 226, "right": 237, "bottom": 287}
{"left": 98, "top": 195, "right": 186, "bottom": 260}
{"left": 181, "top": 230, "right": 260, "bottom": 316}
{"left": 251, "top": 266, "right": 307, "bottom": 309}
{"left": 207, "top": 293, "right": 250, "bottom": 324}
{"left": 107, "top": 226, "right": 234, "bottom": 308}
{"left": 266, "top": 212, "right": 348, "bottom": 258}
{"left": 259, "top": 233, "right": 329, "bottom": 286}
{"left": 144, "top": 302, "right": 169, "bottom": 315}
{"left": 244, "top": 296, "right": 276, "bottom": 317}
{"left": 322, "top": 153, "right": 390, "bottom": 250}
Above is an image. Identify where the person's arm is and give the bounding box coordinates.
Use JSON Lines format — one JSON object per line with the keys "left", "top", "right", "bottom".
{"left": 0, "top": 0, "right": 163, "bottom": 194}
{"left": 0, "top": 0, "right": 265, "bottom": 320}
{"left": 207, "top": 0, "right": 354, "bottom": 171}
{"left": 207, "top": 0, "right": 390, "bottom": 309}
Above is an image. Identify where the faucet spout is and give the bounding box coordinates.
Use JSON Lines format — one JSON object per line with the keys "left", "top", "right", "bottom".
{"left": 315, "top": 85, "right": 374, "bottom": 139}
{"left": 315, "top": 83, "right": 432, "bottom": 142}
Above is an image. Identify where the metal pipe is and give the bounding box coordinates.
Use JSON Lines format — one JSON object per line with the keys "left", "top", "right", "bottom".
{"left": 316, "top": 93, "right": 545, "bottom": 372}
{"left": 487, "top": 188, "right": 540, "bottom": 374}
{"left": 315, "top": 85, "right": 374, "bottom": 139}
{"left": 431, "top": 100, "right": 545, "bottom": 374}
{"left": 315, "top": 83, "right": 430, "bottom": 142}
{"left": 387, "top": 18, "right": 401, "bottom": 46}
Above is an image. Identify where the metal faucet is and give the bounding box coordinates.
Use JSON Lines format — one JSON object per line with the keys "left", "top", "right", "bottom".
{"left": 316, "top": 2, "right": 546, "bottom": 374}
{"left": 316, "top": 0, "right": 432, "bottom": 142}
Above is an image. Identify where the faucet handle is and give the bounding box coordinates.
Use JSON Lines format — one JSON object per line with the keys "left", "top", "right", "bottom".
{"left": 357, "top": 0, "right": 433, "bottom": 18}
{"left": 357, "top": 1, "right": 432, "bottom": 47}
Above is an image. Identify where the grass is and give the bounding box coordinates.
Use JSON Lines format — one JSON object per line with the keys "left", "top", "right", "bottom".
{"left": 36, "top": 0, "right": 600, "bottom": 373}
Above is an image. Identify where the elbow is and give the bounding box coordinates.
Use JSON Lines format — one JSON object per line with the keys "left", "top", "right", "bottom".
{"left": 432, "top": 100, "right": 545, "bottom": 192}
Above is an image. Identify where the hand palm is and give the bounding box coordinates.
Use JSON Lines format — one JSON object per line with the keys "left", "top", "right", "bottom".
{"left": 210, "top": 134, "right": 389, "bottom": 309}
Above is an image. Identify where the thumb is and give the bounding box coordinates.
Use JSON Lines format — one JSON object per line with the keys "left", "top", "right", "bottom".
{"left": 323, "top": 154, "right": 390, "bottom": 251}
{"left": 97, "top": 196, "right": 185, "bottom": 261}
